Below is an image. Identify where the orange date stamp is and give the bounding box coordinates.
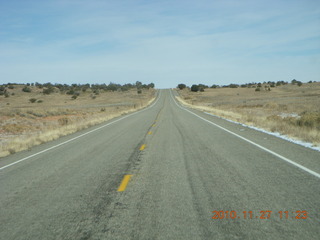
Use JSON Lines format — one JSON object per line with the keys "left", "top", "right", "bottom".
{"left": 211, "top": 210, "right": 308, "bottom": 220}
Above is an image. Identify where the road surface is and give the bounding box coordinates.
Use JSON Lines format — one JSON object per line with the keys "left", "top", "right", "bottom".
{"left": 1, "top": 89, "right": 319, "bottom": 239}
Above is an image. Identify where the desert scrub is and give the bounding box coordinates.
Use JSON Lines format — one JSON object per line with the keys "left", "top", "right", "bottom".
{"left": 297, "top": 112, "right": 320, "bottom": 129}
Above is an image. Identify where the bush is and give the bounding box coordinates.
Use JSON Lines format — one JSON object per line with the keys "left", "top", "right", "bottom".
{"left": 297, "top": 112, "right": 320, "bottom": 129}
{"left": 177, "top": 84, "right": 187, "bottom": 90}
{"left": 229, "top": 84, "right": 239, "bottom": 88}
{"left": 58, "top": 117, "right": 69, "bottom": 126}
{"left": 191, "top": 84, "right": 199, "bottom": 92}
{"left": 255, "top": 87, "right": 261, "bottom": 91}
{"left": 43, "top": 87, "right": 54, "bottom": 95}
{"left": 137, "top": 89, "right": 142, "bottom": 94}
{"left": 71, "top": 95, "right": 78, "bottom": 100}
{"left": 66, "top": 89, "right": 75, "bottom": 95}
{"left": 22, "top": 86, "right": 31, "bottom": 92}
{"left": 37, "top": 100, "right": 43, "bottom": 103}
{"left": 0, "top": 86, "right": 6, "bottom": 95}
{"left": 29, "top": 98, "right": 37, "bottom": 103}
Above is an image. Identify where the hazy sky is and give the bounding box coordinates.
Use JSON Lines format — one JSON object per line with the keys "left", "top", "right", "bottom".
{"left": 0, "top": 0, "right": 319, "bottom": 88}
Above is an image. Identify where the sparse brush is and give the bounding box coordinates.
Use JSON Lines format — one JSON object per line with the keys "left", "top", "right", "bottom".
{"left": 0, "top": 89, "right": 156, "bottom": 158}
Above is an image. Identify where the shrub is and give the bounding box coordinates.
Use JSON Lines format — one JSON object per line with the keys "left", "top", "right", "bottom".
{"left": 229, "top": 84, "right": 239, "bottom": 88}
{"left": 191, "top": 84, "right": 199, "bottom": 92}
{"left": 58, "top": 117, "right": 69, "bottom": 126}
{"left": 177, "top": 84, "right": 187, "bottom": 90}
{"left": 37, "top": 100, "right": 43, "bottom": 103}
{"left": 71, "top": 95, "right": 78, "bottom": 100}
{"left": 0, "top": 86, "right": 6, "bottom": 95}
{"left": 29, "top": 98, "right": 37, "bottom": 103}
{"left": 22, "top": 86, "right": 31, "bottom": 92}
{"left": 137, "top": 89, "right": 142, "bottom": 94}
{"left": 255, "top": 87, "right": 261, "bottom": 91}
{"left": 43, "top": 87, "right": 54, "bottom": 95}
{"left": 66, "top": 89, "right": 75, "bottom": 95}
{"left": 297, "top": 112, "right": 320, "bottom": 129}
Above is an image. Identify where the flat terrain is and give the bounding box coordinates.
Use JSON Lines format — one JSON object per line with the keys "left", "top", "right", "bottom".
{"left": 0, "top": 85, "right": 155, "bottom": 157}
{"left": 0, "top": 89, "right": 319, "bottom": 239}
{"left": 177, "top": 82, "right": 320, "bottom": 146}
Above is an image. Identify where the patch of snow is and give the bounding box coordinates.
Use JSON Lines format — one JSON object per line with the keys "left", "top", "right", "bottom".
{"left": 204, "top": 112, "right": 320, "bottom": 152}
{"left": 278, "top": 113, "right": 300, "bottom": 118}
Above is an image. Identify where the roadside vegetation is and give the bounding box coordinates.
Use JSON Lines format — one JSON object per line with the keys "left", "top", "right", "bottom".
{"left": 0, "top": 81, "right": 155, "bottom": 157}
{"left": 176, "top": 80, "right": 320, "bottom": 147}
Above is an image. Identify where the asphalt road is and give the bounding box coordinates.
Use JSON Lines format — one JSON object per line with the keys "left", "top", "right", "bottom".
{"left": 1, "top": 89, "right": 319, "bottom": 240}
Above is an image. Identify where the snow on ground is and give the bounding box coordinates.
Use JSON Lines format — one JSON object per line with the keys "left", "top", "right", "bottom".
{"left": 204, "top": 112, "right": 320, "bottom": 152}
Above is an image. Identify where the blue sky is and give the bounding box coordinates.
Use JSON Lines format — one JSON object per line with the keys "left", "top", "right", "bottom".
{"left": 0, "top": 0, "right": 319, "bottom": 88}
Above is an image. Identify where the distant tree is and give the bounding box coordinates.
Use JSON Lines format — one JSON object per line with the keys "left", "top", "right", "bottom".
{"left": 229, "top": 84, "right": 239, "bottom": 88}
{"left": 211, "top": 84, "right": 219, "bottom": 88}
{"left": 136, "top": 81, "right": 142, "bottom": 89}
{"left": 198, "top": 84, "right": 209, "bottom": 89}
{"left": 297, "top": 81, "right": 303, "bottom": 87}
{"left": 191, "top": 84, "right": 199, "bottom": 92}
{"left": 107, "top": 83, "right": 119, "bottom": 91}
{"left": 148, "top": 83, "right": 155, "bottom": 88}
{"left": 177, "top": 84, "right": 187, "bottom": 90}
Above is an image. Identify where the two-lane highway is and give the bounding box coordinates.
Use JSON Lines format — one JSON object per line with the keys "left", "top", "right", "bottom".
{"left": 1, "top": 89, "right": 319, "bottom": 239}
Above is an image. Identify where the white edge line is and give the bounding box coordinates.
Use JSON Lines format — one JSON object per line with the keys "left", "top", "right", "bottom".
{"left": 0, "top": 91, "right": 161, "bottom": 171}
{"left": 204, "top": 111, "right": 320, "bottom": 152}
{"left": 170, "top": 90, "right": 320, "bottom": 179}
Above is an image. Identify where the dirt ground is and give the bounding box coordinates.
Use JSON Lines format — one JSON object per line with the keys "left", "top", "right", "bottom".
{"left": 0, "top": 85, "right": 156, "bottom": 157}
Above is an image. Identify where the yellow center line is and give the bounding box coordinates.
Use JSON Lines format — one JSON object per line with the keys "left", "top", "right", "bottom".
{"left": 139, "top": 144, "right": 146, "bottom": 151}
{"left": 117, "top": 175, "right": 133, "bottom": 192}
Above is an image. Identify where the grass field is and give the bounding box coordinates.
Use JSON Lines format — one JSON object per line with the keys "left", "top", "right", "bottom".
{"left": 176, "top": 82, "right": 320, "bottom": 147}
{"left": 0, "top": 85, "right": 156, "bottom": 157}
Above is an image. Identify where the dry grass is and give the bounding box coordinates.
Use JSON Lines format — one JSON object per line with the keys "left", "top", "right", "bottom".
{"left": 176, "top": 82, "right": 320, "bottom": 147}
{"left": 0, "top": 86, "right": 156, "bottom": 158}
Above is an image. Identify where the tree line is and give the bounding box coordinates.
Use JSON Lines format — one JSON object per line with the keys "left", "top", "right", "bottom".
{"left": 177, "top": 79, "right": 313, "bottom": 92}
{"left": 0, "top": 81, "right": 155, "bottom": 97}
